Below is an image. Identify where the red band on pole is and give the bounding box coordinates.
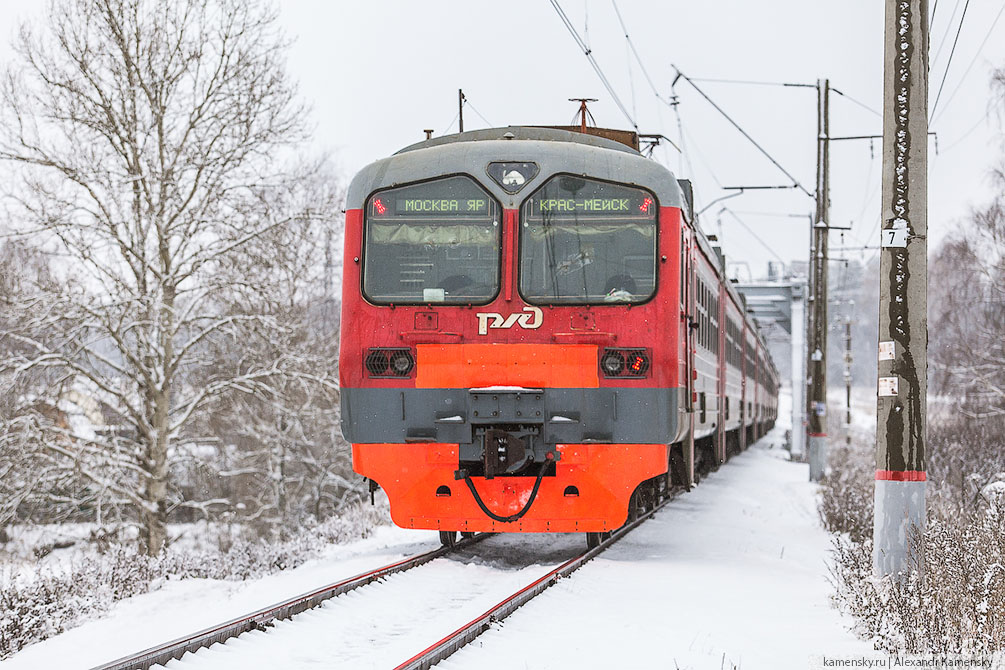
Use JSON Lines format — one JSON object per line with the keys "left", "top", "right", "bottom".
{"left": 807, "top": 432, "right": 828, "bottom": 437}
{"left": 875, "top": 470, "right": 927, "bottom": 482}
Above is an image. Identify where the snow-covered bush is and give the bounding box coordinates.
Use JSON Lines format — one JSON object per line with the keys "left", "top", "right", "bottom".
{"left": 829, "top": 506, "right": 1005, "bottom": 654}
{"left": 818, "top": 439, "right": 874, "bottom": 543}
{"left": 0, "top": 500, "right": 389, "bottom": 660}
{"left": 0, "top": 545, "right": 156, "bottom": 659}
{"left": 824, "top": 416, "right": 1005, "bottom": 653}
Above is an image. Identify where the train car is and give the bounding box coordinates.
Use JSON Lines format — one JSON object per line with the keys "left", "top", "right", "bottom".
{"left": 339, "top": 126, "right": 778, "bottom": 547}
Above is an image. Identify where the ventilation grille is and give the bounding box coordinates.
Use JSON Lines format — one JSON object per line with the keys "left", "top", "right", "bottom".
{"left": 364, "top": 348, "right": 415, "bottom": 378}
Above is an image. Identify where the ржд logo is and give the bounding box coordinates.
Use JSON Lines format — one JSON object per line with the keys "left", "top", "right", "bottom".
{"left": 476, "top": 306, "right": 543, "bottom": 335}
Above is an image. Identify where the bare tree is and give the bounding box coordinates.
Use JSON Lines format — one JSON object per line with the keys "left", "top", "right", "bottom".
{"left": 930, "top": 178, "right": 1005, "bottom": 414}
{"left": 929, "top": 69, "right": 1005, "bottom": 416}
{"left": 0, "top": 0, "right": 316, "bottom": 554}
{"left": 180, "top": 159, "right": 357, "bottom": 537}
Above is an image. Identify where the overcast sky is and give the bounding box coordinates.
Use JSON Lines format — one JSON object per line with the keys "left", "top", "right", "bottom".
{"left": 3, "top": 1, "right": 1003, "bottom": 281}
{"left": 277, "top": 0, "right": 1005, "bottom": 282}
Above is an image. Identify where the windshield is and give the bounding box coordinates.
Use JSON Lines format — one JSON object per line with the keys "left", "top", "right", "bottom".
{"left": 363, "top": 176, "right": 500, "bottom": 304}
{"left": 519, "top": 175, "right": 657, "bottom": 305}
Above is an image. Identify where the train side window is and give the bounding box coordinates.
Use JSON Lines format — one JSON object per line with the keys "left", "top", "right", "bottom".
{"left": 362, "top": 175, "right": 500, "bottom": 305}
{"left": 700, "top": 391, "right": 707, "bottom": 423}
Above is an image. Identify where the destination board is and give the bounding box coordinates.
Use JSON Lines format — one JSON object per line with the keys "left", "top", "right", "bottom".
{"left": 529, "top": 195, "right": 655, "bottom": 217}
{"left": 370, "top": 196, "right": 490, "bottom": 217}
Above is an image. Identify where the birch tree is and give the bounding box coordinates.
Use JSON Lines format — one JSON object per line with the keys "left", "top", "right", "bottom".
{"left": 0, "top": 0, "right": 315, "bottom": 554}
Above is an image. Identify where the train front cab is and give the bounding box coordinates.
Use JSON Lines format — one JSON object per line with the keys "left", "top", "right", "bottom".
{"left": 339, "top": 134, "right": 695, "bottom": 537}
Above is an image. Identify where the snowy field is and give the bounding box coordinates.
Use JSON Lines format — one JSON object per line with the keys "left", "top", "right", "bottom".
{"left": 3, "top": 391, "right": 878, "bottom": 669}
{"left": 0, "top": 524, "right": 439, "bottom": 670}
{"left": 444, "top": 423, "right": 876, "bottom": 669}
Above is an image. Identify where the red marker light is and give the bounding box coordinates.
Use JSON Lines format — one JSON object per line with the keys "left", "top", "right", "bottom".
{"left": 639, "top": 197, "right": 653, "bottom": 213}
{"left": 630, "top": 355, "right": 645, "bottom": 372}
{"left": 374, "top": 198, "right": 387, "bottom": 215}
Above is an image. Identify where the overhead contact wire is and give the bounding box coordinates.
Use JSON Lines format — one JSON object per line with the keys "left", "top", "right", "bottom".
{"left": 550, "top": 0, "right": 639, "bottom": 130}
{"left": 932, "top": 1, "right": 1005, "bottom": 124}
{"left": 610, "top": 0, "right": 674, "bottom": 107}
{"left": 930, "top": 0, "right": 971, "bottom": 122}
{"left": 721, "top": 207, "right": 787, "bottom": 264}
{"left": 672, "top": 67, "right": 813, "bottom": 199}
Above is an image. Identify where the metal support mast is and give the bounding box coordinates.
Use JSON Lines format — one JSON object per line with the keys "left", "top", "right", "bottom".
{"left": 874, "top": 0, "right": 928, "bottom": 579}
{"left": 808, "top": 79, "right": 830, "bottom": 482}
{"left": 458, "top": 89, "right": 465, "bottom": 133}
{"left": 845, "top": 318, "right": 852, "bottom": 447}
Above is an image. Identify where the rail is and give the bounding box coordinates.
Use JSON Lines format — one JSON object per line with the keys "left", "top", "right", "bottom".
{"left": 393, "top": 493, "right": 673, "bottom": 670}
{"left": 91, "top": 533, "right": 491, "bottom": 670}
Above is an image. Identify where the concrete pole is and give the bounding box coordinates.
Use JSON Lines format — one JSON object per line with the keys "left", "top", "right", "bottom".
{"left": 808, "top": 79, "right": 830, "bottom": 482}
{"left": 790, "top": 285, "right": 806, "bottom": 458}
{"left": 874, "top": 0, "right": 928, "bottom": 579}
{"left": 844, "top": 319, "right": 852, "bottom": 448}
{"left": 845, "top": 318, "right": 853, "bottom": 447}
{"left": 805, "top": 214, "right": 814, "bottom": 457}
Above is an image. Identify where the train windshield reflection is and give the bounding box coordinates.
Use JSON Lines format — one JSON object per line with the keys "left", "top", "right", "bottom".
{"left": 363, "top": 176, "right": 500, "bottom": 304}
{"left": 519, "top": 175, "right": 657, "bottom": 305}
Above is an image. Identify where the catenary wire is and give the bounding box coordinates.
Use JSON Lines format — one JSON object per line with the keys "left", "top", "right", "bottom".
{"left": 932, "top": 1, "right": 1005, "bottom": 124}
{"left": 610, "top": 0, "right": 675, "bottom": 107}
{"left": 549, "top": 0, "right": 639, "bottom": 129}
{"left": 670, "top": 84, "right": 694, "bottom": 185}
{"left": 673, "top": 66, "right": 814, "bottom": 199}
{"left": 624, "top": 26, "right": 638, "bottom": 122}
{"left": 690, "top": 77, "right": 800, "bottom": 88}
{"left": 830, "top": 88, "right": 883, "bottom": 118}
{"left": 931, "top": 0, "right": 964, "bottom": 70}
{"left": 680, "top": 123, "right": 724, "bottom": 189}
{"left": 940, "top": 110, "right": 990, "bottom": 152}
{"left": 689, "top": 75, "right": 882, "bottom": 119}
{"left": 720, "top": 207, "right": 787, "bottom": 264}
{"left": 930, "top": 0, "right": 971, "bottom": 122}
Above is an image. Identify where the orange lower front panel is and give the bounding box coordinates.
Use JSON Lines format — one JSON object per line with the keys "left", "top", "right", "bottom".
{"left": 352, "top": 442, "right": 669, "bottom": 533}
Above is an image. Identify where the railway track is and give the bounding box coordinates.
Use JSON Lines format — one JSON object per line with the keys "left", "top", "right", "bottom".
{"left": 394, "top": 492, "right": 672, "bottom": 670}
{"left": 92, "top": 491, "right": 673, "bottom": 670}
{"left": 90, "top": 534, "right": 491, "bottom": 670}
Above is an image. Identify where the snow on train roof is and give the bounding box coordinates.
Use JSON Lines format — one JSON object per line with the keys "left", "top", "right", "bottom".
{"left": 394, "top": 126, "right": 639, "bottom": 156}
{"left": 346, "top": 126, "right": 686, "bottom": 211}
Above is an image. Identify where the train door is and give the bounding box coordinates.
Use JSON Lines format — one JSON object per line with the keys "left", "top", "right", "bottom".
{"left": 683, "top": 230, "right": 697, "bottom": 486}
{"left": 716, "top": 285, "right": 726, "bottom": 464}
{"left": 684, "top": 235, "right": 695, "bottom": 416}
{"left": 740, "top": 321, "right": 748, "bottom": 451}
{"left": 670, "top": 226, "right": 697, "bottom": 490}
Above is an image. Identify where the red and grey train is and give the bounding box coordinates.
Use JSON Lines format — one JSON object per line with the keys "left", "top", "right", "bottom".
{"left": 339, "top": 126, "right": 779, "bottom": 547}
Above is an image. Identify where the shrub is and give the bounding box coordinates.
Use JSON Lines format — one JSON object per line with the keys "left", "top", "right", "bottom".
{"left": 0, "top": 500, "right": 389, "bottom": 660}
{"left": 823, "top": 415, "right": 1005, "bottom": 653}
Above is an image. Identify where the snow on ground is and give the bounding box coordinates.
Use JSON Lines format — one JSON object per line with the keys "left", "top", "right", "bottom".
{"left": 4, "top": 389, "right": 876, "bottom": 669}
{"left": 445, "top": 397, "right": 875, "bottom": 669}
{"left": 0, "top": 523, "right": 439, "bottom": 670}
{"left": 161, "top": 534, "right": 584, "bottom": 670}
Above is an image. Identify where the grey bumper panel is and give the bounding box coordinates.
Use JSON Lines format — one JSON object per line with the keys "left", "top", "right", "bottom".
{"left": 341, "top": 387, "right": 680, "bottom": 446}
